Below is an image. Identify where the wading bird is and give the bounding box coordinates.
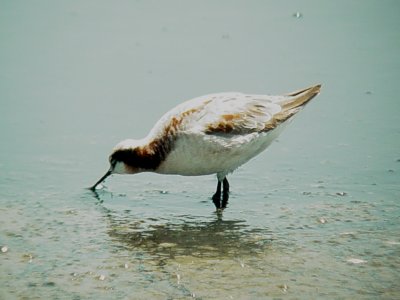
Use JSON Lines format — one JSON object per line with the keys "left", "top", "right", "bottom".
{"left": 90, "top": 84, "right": 321, "bottom": 209}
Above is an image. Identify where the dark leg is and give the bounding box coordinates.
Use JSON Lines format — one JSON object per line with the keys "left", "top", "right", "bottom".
{"left": 222, "top": 177, "right": 230, "bottom": 209}
{"left": 212, "top": 180, "right": 222, "bottom": 209}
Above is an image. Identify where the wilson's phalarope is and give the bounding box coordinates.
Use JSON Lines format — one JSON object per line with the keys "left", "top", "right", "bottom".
{"left": 90, "top": 84, "right": 321, "bottom": 209}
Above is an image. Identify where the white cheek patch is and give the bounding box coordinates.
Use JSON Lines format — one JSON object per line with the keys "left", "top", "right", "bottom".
{"left": 113, "top": 161, "right": 127, "bottom": 174}
{"left": 113, "top": 161, "right": 139, "bottom": 174}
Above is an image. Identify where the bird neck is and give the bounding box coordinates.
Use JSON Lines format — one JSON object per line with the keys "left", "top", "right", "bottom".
{"left": 114, "top": 135, "right": 175, "bottom": 172}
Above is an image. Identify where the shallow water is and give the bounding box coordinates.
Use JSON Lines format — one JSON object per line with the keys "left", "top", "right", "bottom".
{"left": 1, "top": 1, "right": 400, "bottom": 299}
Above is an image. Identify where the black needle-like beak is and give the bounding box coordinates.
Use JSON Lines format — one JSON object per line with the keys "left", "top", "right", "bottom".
{"left": 89, "top": 169, "right": 112, "bottom": 191}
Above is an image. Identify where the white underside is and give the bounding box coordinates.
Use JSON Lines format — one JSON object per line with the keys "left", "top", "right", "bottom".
{"left": 155, "top": 122, "right": 289, "bottom": 180}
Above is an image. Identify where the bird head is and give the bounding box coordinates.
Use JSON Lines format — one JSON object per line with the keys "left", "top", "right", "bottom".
{"left": 89, "top": 139, "right": 145, "bottom": 190}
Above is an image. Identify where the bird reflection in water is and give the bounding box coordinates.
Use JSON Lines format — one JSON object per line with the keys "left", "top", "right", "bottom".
{"left": 104, "top": 211, "right": 273, "bottom": 259}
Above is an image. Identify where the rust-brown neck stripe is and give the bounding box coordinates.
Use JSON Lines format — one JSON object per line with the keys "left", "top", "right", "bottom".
{"left": 111, "top": 102, "right": 207, "bottom": 171}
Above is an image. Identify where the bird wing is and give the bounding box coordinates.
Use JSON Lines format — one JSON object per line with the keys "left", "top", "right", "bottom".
{"left": 198, "top": 85, "right": 320, "bottom": 135}
{"left": 149, "top": 85, "right": 320, "bottom": 138}
{"left": 196, "top": 93, "right": 283, "bottom": 135}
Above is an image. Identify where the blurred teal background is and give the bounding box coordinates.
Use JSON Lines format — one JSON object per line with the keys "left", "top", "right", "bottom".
{"left": 1, "top": 1, "right": 399, "bottom": 299}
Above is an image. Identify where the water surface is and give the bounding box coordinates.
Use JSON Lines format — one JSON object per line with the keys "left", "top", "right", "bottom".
{"left": 1, "top": 1, "right": 399, "bottom": 299}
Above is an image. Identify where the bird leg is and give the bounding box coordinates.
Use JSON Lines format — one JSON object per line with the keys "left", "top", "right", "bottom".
{"left": 212, "top": 181, "right": 222, "bottom": 209}
{"left": 222, "top": 177, "right": 230, "bottom": 209}
{"left": 212, "top": 177, "right": 230, "bottom": 209}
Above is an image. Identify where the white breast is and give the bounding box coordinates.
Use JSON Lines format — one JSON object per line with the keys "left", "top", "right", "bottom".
{"left": 155, "top": 122, "right": 287, "bottom": 179}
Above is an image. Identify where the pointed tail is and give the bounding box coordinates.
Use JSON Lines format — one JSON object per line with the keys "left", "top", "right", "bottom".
{"left": 280, "top": 84, "right": 321, "bottom": 111}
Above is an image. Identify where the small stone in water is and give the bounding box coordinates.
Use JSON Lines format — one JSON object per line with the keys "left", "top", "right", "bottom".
{"left": 385, "top": 240, "right": 400, "bottom": 245}
{"left": 293, "top": 12, "right": 303, "bottom": 18}
{"left": 278, "top": 284, "right": 289, "bottom": 293}
{"left": 1, "top": 246, "right": 8, "bottom": 253}
{"left": 318, "top": 217, "right": 327, "bottom": 224}
{"left": 43, "top": 281, "right": 55, "bottom": 287}
{"left": 347, "top": 258, "right": 367, "bottom": 264}
{"left": 98, "top": 274, "right": 106, "bottom": 281}
{"left": 340, "top": 232, "right": 356, "bottom": 237}
{"left": 23, "top": 254, "right": 33, "bottom": 263}
{"left": 159, "top": 242, "right": 176, "bottom": 248}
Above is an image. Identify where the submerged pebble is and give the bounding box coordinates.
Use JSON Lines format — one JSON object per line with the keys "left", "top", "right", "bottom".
{"left": 340, "top": 232, "right": 356, "bottom": 238}
{"left": 278, "top": 284, "right": 289, "bottom": 293}
{"left": 22, "top": 254, "right": 33, "bottom": 263}
{"left": 293, "top": 12, "right": 303, "bottom": 18}
{"left": 385, "top": 241, "right": 400, "bottom": 245}
{"left": 1, "top": 246, "right": 8, "bottom": 253}
{"left": 336, "top": 192, "right": 347, "bottom": 196}
{"left": 159, "top": 242, "right": 176, "bottom": 248}
{"left": 347, "top": 258, "right": 367, "bottom": 264}
{"left": 42, "top": 281, "right": 55, "bottom": 287}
